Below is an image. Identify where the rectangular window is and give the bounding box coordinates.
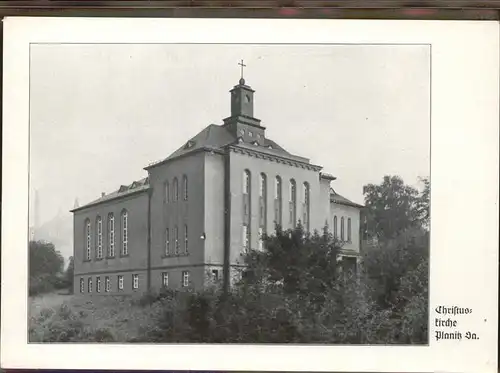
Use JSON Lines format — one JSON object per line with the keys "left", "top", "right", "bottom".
{"left": 117, "top": 275, "right": 124, "bottom": 290}
{"left": 96, "top": 276, "right": 101, "bottom": 293}
{"left": 184, "top": 225, "right": 188, "bottom": 254}
{"left": 182, "top": 271, "right": 190, "bottom": 287}
{"left": 105, "top": 276, "right": 110, "bottom": 292}
{"left": 183, "top": 176, "right": 188, "bottom": 201}
{"left": 212, "top": 269, "right": 219, "bottom": 281}
{"left": 174, "top": 226, "right": 179, "bottom": 255}
{"left": 88, "top": 278, "right": 92, "bottom": 293}
{"left": 132, "top": 274, "right": 139, "bottom": 289}
{"left": 108, "top": 215, "right": 115, "bottom": 257}
{"left": 79, "top": 278, "right": 84, "bottom": 293}
{"left": 165, "top": 228, "right": 170, "bottom": 255}
{"left": 162, "top": 272, "right": 169, "bottom": 287}
{"left": 242, "top": 224, "right": 249, "bottom": 250}
{"left": 258, "top": 227, "right": 264, "bottom": 251}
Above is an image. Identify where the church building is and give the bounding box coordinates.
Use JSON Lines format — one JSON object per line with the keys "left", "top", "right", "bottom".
{"left": 71, "top": 68, "right": 363, "bottom": 295}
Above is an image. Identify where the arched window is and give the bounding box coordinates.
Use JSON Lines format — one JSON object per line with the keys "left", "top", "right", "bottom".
{"left": 347, "top": 218, "right": 352, "bottom": 243}
{"left": 96, "top": 216, "right": 103, "bottom": 259}
{"left": 174, "top": 226, "right": 179, "bottom": 255}
{"left": 165, "top": 228, "right": 170, "bottom": 255}
{"left": 289, "top": 179, "right": 297, "bottom": 227}
{"left": 341, "top": 217, "right": 345, "bottom": 241}
{"left": 164, "top": 181, "right": 170, "bottom": 203}
{"left": 108, "top": 213, "right": 115, "bottom": 257}
{"left": 173, "top": 178, "right": 179, "bottom": 201}
{"left": 303, "top": 182, "right": 310, "bottom": 231}
{"left": 333, "top": 216, "right": 338, "bottom": 238}
{"left": 274, "top": 176, "right": 282, "bottom": 225}
{"left": 183, "top": 175, "right": 188, "bottom": 201}
{"left": 259, "top": 173, "right": 267, "bottom": 230}
{"left": 121, "top": 210, "right": 128, "bottom": 256}
{"left": 184, "top": 224, "right": 188, "bottom": 254}
{"left": 85, "top": 219, "right": 91, "bottom": 260}
{"left": 243, "top": 170, "right": 251, "bottom": 194}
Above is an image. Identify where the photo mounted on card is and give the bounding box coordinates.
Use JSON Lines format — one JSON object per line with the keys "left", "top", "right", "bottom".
{"left": 1, "top": 17, "right": 498, "bottom": 372}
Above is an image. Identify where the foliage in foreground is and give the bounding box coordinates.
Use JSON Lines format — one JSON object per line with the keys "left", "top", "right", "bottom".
{"left": 31, "top": 175, "right": 429, "bottom": 344}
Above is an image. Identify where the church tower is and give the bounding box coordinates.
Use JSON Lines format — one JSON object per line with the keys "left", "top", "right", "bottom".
{"left": 223, "top": 60, "right": 266, "bottom": 145}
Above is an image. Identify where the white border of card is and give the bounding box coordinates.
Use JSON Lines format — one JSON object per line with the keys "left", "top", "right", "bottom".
{"left": 2, "top": 17, "right": 499, "bottom": 372}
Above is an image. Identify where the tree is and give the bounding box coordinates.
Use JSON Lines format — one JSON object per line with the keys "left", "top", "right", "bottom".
{"left": 363, "top": 175, "right": 429, "bottom": 241}
{"left": 240, "top": 224, "right": 342, "bottom": 310}
{"left": 29, "top": 240, "right": 64, "bottom": 278}
{"left": 29, "top": 240, "right": 64, "bottom": 296}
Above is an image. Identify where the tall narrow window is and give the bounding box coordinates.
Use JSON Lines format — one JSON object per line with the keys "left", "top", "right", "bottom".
{"left": 289, "top": 179, "right": 297, "bottom": 227}
{"left": 79, "top": 278, "right": 84, "bottom": 293}
{"left": 184, "top": 225, "right": 188, "bottom": 254}
{"left": 165, "top": 228, "right": 170, "bottom": 255}
{"left": 132, "top": 274, "right": 139, "bottom": 289}
{"left": 347, "top": 218, "right": 352, "bottom": 243}
{"left": 258, "top": 227, "right": 264, "bottom": 251}
{"left": 105, "top": 276, "right": 110, "bottom": 292}
{"left": 96, "top": 216, "right": 103, "bottom": 259}
{"left": 182, "top": 271, "right": 190, "bottom": 287}
{"left": 108, "top": 214, "right": 115, "bottom": 257}
{"left": 85, "top": 219, "right": 91, "bottom": 260}
{"left": 121, "top": 210, "right": 128, "bottom": 256}
{"left": 243, "top": 170, "right": 251, "bottom": 194}
{"left": 88, "top": 278, "right": 92, "bottom": 293}
{"left": 165, "top": 181, "right": 170, "bottom": 203}
{"left": 117, "top": 275, "right": 124, "bottom": 290}
{"left": 183, "top": 175, "right": 188, "bottom": 201}
{"left": 242, "top": 224, "right": 249, "bottom": 251}
{"left": 274, "top": 176, "right": 282, "bottom": 225}
{"left": 162, "top": 272, "right": 169, "bottom": 287}
{"left": 333, "top": 216, "right": 338, "bottom": 238}
{"left": 174, "top": 226, "right": 179, "bottom": 255}
{"left": 341, "top": 217, "right": 345, "bottom": 241}
{"left": 303, "top": 182, "right": 310, "bottom": 231}
{"left": 173, "top": 178, "right": 179, "bottom": 201}
{"left": 259, "top": 173, "right": 267, "bottom": 230}
{"left": 96, "top": 276, "right": 101, "bottom": 293}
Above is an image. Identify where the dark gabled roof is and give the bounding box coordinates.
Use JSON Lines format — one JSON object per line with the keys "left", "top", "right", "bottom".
{"left": 145, "top": 123, "right": 297, "bottom": 170}
{"left": 330, "top": 188, "right": 364, "bottom": 209}
{"left": 71, "top": 177, "right": 150, "bottom": 213}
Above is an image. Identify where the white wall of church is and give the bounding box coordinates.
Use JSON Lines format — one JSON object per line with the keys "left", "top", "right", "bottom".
{"left": 228, "top": 150, "right": 322, "bottom": 265}
{"left": 329, "top": 202, "right": 361, "bottom": 253}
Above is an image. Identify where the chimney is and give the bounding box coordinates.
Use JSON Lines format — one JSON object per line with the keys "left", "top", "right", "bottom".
{"left": 101, "top": 192, "right": 106, "bottom": 197}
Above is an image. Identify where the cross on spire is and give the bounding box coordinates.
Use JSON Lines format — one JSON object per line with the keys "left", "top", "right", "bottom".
{"left": 238, "top": 59, "right": 246, "bottom": 80}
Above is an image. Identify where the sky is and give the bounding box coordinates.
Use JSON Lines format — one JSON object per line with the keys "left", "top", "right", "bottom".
{"left": 29, "top": 43, "right": 430, "bottom": 228}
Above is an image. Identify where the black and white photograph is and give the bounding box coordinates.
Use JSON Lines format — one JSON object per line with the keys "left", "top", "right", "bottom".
{"left": 26, "top": 42, "right": 430, "bottom": 344}
{"left": 2, "top": 18, "right": 498, "bottom": 372}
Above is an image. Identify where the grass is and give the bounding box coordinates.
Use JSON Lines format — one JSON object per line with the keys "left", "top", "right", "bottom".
{"left": 28, "top": 292, "right": 166, "bottom": 342}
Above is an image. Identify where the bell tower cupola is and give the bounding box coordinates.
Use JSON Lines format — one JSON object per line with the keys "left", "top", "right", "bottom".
{"left": 223, "top": 60, "right": 265, "bottom": 144}
{"left": 231, "top": 60, "right": 255, "bottom": 117}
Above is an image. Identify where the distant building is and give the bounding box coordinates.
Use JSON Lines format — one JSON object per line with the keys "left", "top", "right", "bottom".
{"left": 71, "top": 74, "right": 363, "bottom": 296}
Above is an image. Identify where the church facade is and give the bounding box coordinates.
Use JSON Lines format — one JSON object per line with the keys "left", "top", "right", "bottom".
{"left": 71, "top": 75, "right": 363, "bottom": 296}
